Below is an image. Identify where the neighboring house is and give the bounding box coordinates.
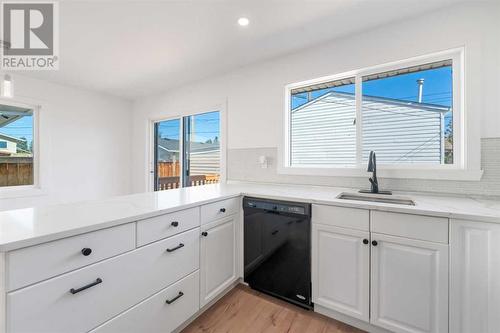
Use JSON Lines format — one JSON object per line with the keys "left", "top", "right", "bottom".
{"left": 291, "top": 91, "right": 450, "bottom": 165}
{"left": 157, "top": 138, "right": 220, "bottom": 176}
{"left": 0, "top": 133, "right": 26, "bottom": 156}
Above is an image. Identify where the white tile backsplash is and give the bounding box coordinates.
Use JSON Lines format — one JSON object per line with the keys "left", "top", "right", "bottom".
{"left": 227, "top": 138, "right": 500, "bottom": 197}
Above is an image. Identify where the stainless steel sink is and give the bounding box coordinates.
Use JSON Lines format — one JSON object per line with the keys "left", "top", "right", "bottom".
{"left": 337, "top": 192, "right": 415, "bottom": 206}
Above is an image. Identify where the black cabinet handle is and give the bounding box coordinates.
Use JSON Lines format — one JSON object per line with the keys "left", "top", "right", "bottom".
{"left": 171, "top": 221, "right": 179, "bottom": 227}
{"left": 372, "top": 240, "right": 378, "bottom": 246}
{"left": 70, "top": 278, "right": 102, "bottom": 294}
{"left": 363, "top": 239, "right": 369, "bottom": 245}
{"left": 220, "top": 208, "right": 226, "bottom": 213}
{"left": 201, "top": 232, "right": 208, "bottom": 237}
{"left": 271, "top": 230, "right": 279, "bottom": 235}
{"left": 165, "top": 291, "right": 184, "bottom": 304}
{"left": 81, "top": 248, "right": 92, "bottom": 256}
{"left": 166, "top": 243, "right": 184, "bottom": 252}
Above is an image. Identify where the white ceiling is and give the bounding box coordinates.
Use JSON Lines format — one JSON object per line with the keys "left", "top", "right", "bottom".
{"left": 18, "top": 0, "right": 462, "bottom": 99}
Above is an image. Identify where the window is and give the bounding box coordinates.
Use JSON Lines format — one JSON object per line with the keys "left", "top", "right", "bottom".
{"left": 285, "top": 50, "right": 462, "bottom": 174}
{"left": 0, "top": 102, "right": 35, "bottom": 188}
{"left": 153, "top": 111, "right": 220, "bottom": 191}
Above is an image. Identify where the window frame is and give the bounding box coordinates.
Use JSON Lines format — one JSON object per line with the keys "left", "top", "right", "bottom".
{"left": 0, "top": 98, "right": 41, "bottom": 197}
{"left": 280, "top": 48, "right": 480, "bottom": 180}
{"left": 148, "top": 106, "right": 225, "bottom": 192}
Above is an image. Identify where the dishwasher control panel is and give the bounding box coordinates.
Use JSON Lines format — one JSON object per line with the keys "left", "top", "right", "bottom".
{"left": 243, "top": 198, "right": 309, "bottom": 215}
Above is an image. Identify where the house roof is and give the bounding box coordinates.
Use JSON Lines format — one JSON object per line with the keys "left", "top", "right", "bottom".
{"left": 292, "top": 91, "right": 451, "bottom": 113}
{"left": 157, "top": 137, "right": 219, "bottom": 161}
{"left": 0, "top": 133, "right": 26, "bottom": 144}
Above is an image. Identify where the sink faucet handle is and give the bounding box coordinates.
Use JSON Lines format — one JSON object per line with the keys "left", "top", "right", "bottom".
{"left": 369, "top": 177, "right": 379, "bottom": 193}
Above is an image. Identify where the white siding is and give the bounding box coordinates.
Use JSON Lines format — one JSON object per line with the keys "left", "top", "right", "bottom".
{"left": 190, "top": 150, "right": 220, "bottom": 175}
{"left": 362, "top": 97, "right": 443, "bottom": 164}
{"left": 291, "top": 94, "right": 356, "bottom": 165}
{"left": 0, "top": 140, "right": 17, "bottom": 155}
{"left": 290, "top": 92, "right": 445, "bottom": 166}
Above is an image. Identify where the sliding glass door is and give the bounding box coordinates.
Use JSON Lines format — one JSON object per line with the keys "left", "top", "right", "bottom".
{"left": 153, "top": 111, "right": 220, "bottom": 191}
{"left": 154, "top": 118, "right": 181, "bottom": 191}
{"left": 183, "top": 111, "right": 220, "bottom": 187}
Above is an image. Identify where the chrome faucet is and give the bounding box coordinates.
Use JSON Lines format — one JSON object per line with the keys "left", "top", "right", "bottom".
{"left": 359, "top": 151, "right": 392, "bottom": 195}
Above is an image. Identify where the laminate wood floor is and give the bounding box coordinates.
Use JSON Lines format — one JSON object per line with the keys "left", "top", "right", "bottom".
{"left": 182, "top": 285, "right": 366, "bottom": 333}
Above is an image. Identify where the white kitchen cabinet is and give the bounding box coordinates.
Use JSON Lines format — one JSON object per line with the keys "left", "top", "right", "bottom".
{"left": 90, "top": 271, "right": 200, "bottom": 333}
{"left": 450, "top": 219, "right": 500, "bottom": 333}
{"left": 201, "top": 197, "right": 240, "bottom": 224}
{"left": 136, "top": 207, "right": 200, "bottom": 246}
{"left": 312, "top": 224, "right": 370, "bottom": 321}
{"left": 7, "top": 228, "right": 199, "bottom": 333}
{"left": 370, "top": 233, "right": 448, "bottom": 333}
{"left": 200, "top": 215, "right": 237, "bottom": 307}
{"left": 7, "top": 223, "right": 136, "bottom": 291}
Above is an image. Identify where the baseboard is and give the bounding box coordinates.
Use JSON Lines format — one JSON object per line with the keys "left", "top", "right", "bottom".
{"left": 173, "top": 278, "right": 242, "bottom": 333}
{"left": 315, "top": 304, "right": 392, "bottom": 333}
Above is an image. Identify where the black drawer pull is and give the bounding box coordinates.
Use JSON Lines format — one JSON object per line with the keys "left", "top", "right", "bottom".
{"left": 363, "top": 239, "right": 369, "bottom": 245}
{"left": 165, "top": 291, "right": 184, "bottom": 304}
{"left": 201, "top": 231, "right": 208, "bottom": 237}
{"left": 166, "top": 243, "right": 184, "bottom": 252}
{"left": 271, "top": 230, "right": 279, "bottom": 235}
{"left": 70, "top": 278, "right": 102, "bottom": 294}
{"left": 171, "top": 221, "right": 179, "bottom": 227}
{"left": 81, "top": 248, "right": 92, "bottom": 256}
{"left": 372, "top": 240, "right": 378, "bottom": 246}
{"left": 220, "top": 208, "right": 226, "bottom": 213}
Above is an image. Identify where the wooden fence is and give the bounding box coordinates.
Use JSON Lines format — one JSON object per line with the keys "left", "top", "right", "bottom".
{"left": 0, "top": 157, "right": 33, "bottom": 187}
{"left": 157, "top": 161, "right": 180, "bottom": 178}
{"left": 156, "top": 161, "right": 219, "bottom": 190}
{"left": 157, "top": 175, "right": 219, "bottom": 191}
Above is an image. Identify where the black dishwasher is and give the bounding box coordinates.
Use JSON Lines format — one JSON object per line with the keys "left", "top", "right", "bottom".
{"left": 243, "top": 197, "right": 312, "bottom": 309}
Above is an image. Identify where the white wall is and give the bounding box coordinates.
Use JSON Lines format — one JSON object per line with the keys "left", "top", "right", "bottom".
{"left": 0, "top": 75, "right": 133, "bottom": 211}
{"left": 132, "top": 2, "right": 500, "bottom": 193}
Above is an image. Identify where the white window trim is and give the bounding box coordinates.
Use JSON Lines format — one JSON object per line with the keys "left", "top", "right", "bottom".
{"left": 147, "top": 102, "right": 227, "bottom": 192}
{"left": 0, "top": 98, "right": 45, "bottom": 199}
{"left": 279, "top": 48, "right": 483, "bottom": 181}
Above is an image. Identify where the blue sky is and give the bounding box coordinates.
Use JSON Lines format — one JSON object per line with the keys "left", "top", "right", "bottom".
{"left": 157, "top": 111, "right": 220, "bottom": 143}
{"left": 292, "top": 66, "right": 452, "bottom": 107}
{"left": 363, "top": 66, "right": 452, "bottom": 107}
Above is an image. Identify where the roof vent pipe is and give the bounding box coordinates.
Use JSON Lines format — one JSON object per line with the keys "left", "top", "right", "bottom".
{"left": 417, "top": 78, "right": 424, "bottom": 103}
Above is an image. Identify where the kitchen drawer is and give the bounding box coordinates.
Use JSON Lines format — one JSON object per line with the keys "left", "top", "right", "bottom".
{"left": 312, "top": 205, "right": 369, "bottom": 231}
{"left": 7, "top": 228, "right": 200, "bottom": 333}
{"left": 90, "top": 270, "right": 199, "bottom": 333}
{"left": 7, "top": 223, "right": 135, "bottom": 291}
{"left": 201, "top": 197, "right": 240, "bottom": 224}
{"left": 137, "top": 207, "right": 200, "bottom": 246}
{"left": 371, "top": 211, "right": 449, "bottom": 243}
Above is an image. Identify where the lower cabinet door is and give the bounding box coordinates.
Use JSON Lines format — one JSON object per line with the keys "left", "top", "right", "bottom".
{"left": 450, "top": 219, "right": 500, "bottom": 333}
{"left": 90, "top": 270, "right": 200, "bottom": 333}
{"left": 312, "top": 224, "right": 370, "bottom": 321}
{"left": 370, "top": 233, "right": 448, "bottom": 333}
{"left": 200, "top": 216, "right": 237, "bottom": 307}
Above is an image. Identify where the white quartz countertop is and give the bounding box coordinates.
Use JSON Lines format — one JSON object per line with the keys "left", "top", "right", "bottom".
{"left": 1, "top": 182, "right": 499, "bottom": 251}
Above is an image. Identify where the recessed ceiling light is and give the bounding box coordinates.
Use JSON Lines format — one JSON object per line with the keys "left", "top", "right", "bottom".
{"left": 238, "top": 17, "right": 249, "bottom": 27}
